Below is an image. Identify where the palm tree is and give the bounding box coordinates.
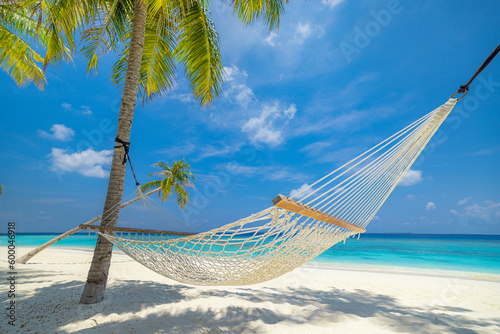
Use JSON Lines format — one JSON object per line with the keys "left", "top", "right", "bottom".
{"left": 78, "top": 0, "right": 224, "bottom": 304}
{"left": 0, "top": 185, "right": 3, "bottom": 196}
{"left": 27, "top": 0, "right": 288, "bottom": 303}
{"left": 142, "top": 159, "right": 195, "bottom": 208}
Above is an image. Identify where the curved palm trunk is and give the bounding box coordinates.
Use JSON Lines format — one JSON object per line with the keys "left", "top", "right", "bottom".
{"left": 80, "top": 0, "right": 147, "bottom": 304}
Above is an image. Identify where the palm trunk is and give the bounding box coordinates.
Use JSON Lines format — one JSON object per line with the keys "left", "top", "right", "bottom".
{"left": 79, "top": 0, "right": 147, "bottom": 304}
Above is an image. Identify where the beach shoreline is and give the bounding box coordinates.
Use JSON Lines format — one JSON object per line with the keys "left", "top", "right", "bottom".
{"left": 2, "top": 246, "right": 499, "bottom": 333}
{"left": 12, "top": 245, "right": 500, "bottom": 282}
{"left": 307, "top": 261, "right": 500, "bottom": 283}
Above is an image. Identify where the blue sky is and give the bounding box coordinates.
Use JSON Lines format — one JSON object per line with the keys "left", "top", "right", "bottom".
{"left": 1, "top": 0, "right": 499, "bottom": 234}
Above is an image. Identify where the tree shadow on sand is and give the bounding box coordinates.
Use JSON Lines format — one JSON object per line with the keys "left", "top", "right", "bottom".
{"left": 15, "top": 274, "right": 500, "bottom": 334}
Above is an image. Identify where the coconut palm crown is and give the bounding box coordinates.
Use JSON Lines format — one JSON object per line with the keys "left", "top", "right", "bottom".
{"left": 141, "top": 159, "right": 195, "bottom": 209}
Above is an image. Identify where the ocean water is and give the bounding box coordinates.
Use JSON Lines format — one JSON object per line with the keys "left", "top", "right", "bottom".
{"left": 3, "top": 233, "right": 500, "bottom": 274}
{"left": 312, "top": 234, "right": 500, "bottom": 274}
{"left": 1, "top": 233, "right": 101, "bottom": 249}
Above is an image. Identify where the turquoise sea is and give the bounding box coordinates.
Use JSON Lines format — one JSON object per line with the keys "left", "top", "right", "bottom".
{"left": 312, "top": 234, "right": 500, "bottom": 274}
{"left": 3, "top": 233, "right": 500, "bottom": 275}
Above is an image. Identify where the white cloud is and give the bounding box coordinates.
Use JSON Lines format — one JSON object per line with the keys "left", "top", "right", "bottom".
{"left": 300, "top": 141, "right": 333, "bottom": 157}
{"left": 322, "top": 0, "right": 345, "bottom": 9}
{"left": 265, "top": 22, "right": 322, "bottom": 47}
{"left": 49, "top": 148, "right": 113, "bottom": 178}
{"left": 451, "top": 201, "right": 500, "bottom": 221}
{"left": 156, "top": 143, "right": 196, "bottom": 158}
{"left": 80, "top": 106, "right": 93, "bottom": 115}
{"left": 61, "top": 102, "right": 72, "bottom": 112}
{"left": 195, "top": 144, "right": 240, "bottom": 161}
{"left": 406, "top": 195, "right": 416, "bottom": 200}
{"left": 457, "top": 197, "right": 472, "bottom": 206}
{"left": 299, "top": 141, "right": 367, "bottom": 164}
{"left": 469, "top": 146, "right": 500, "bottom": 156}
{"left": 31, "top": 198, "right": 75, "bottom": 205}
{"left": 290, "top": 183, "right": 314, "bottom": 200}
{"left": 293, "top": 23, "right": 312, "bottom": 45}
{"left": 224, "top": 65, "right": 248, "bottom": 82}
{"left": 168, "top": 92, "right": 195, "bottom": 104}
{"left": 37, "top": 210, "right": 51, "bottom": 221}
{"left": 265, "top": 32, "right": 278, "bottom": 47}
{"left": 284, "top": 104, "right": 297, "bottom": 118}
{"left": 426, "top": 202, "right": 436, "bottom": 210}
{"left": 242, "top": 103, "right": 296, "bottom": 147}
{"left": 163, "top": 64, "right": 297, "bottom": 148}
{"left": 398, "top": 169, "right": 423, "bottom": 186}
{"left": 223, "top": 163, "right": 259, "bottom": 177}
{"left": 317, "top": 26, "right": 326, "bottom": 39}
{"left": 222, "top": 162, "right": 306, "bottom": 181}
{"left": 222, "top": 65, "right": 255, "bottom": 109}
{"left": 156, "top": 142, "right": 242, "bottom": 162}
{"left": 61, "top": 102, "right": 93, "bottom": 115}
{"left": 234, "top": 85, "right": 255, "bottom": 108}
{"left": 39, "top": 124, "right": 75, "bottom": 141}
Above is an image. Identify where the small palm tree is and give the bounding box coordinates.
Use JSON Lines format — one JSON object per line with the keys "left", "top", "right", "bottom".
{"left": 141, "top": 159, "right": 195, "bottom": 209}
{"left": 0, "top": 185, "right": 3, "bottom": 196}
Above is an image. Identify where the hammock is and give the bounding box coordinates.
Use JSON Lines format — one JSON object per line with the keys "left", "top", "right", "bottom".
{"left": 82, "top": 98, "right": 457, "bottom": 286}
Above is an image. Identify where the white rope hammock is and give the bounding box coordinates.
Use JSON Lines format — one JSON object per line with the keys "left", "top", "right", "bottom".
{"left": 86, "top": 98, "right": 457, "bottom": 286}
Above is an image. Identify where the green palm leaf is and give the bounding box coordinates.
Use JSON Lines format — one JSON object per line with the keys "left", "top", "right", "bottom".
{"left": 0, "top": 2, "right": 50, "bottom": 88}
{"left": 32, "top": 0, "right": 92, "bottom": 69}
{"left": 175, "top": 1, "right": 223, "bottom": 106}
{"left": 0, "top": 23, "right": 45, "bottom": 88}
{"left": 81, "top": 0, "right": 133, "bottom": 74}
{"left": 231, "top": 0, "right": 287, "bottom": 31}
{"left": 111, "top": 11, "right": 177, "bottom": 103}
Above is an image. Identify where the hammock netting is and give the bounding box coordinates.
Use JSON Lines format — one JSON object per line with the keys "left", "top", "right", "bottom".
{"left": 88, "top": 98, "right": 457, "bottom": 286}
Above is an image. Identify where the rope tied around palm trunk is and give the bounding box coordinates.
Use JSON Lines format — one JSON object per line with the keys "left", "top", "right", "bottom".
{"left": 115, "top": 137, "right": 140, "bottom": 186}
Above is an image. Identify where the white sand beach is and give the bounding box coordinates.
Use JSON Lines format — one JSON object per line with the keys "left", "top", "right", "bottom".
{"left": 3, "top": 247, "right": 500, "bottom": 333}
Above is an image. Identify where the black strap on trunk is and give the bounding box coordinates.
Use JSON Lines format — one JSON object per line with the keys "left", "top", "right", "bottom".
{"left": 115, "top": 137, "right": 140, "bottom": 186}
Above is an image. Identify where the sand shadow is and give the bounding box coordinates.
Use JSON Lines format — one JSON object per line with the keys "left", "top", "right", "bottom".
{"left": 14, "top": 276, "right": 500, "bottom": 334}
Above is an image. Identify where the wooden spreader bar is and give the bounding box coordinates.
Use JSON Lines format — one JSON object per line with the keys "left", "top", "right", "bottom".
{"left": 272, "top": 195, "right": 366, "bottom": 233}
{"left": 79, "top": 225, "right": 196, "bottom": 236}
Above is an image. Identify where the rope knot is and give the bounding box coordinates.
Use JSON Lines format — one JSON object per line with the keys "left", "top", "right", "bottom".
{"left": 114, "top": 137, "right": 130, "bottom": 164}
{"left": 457, "top": 84, "right": 469, "bottom": 94}
{"left": 115, "top": 137, "right": 140, "bottom": 186}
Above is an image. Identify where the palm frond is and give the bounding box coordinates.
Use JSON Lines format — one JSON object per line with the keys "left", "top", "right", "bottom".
{"left": 153, "top": 161, "right": 171, "bottom": 172}
{"left": 174, "top": 2, "right": 223, "bottom": 106}
{"left": 0, "top": 2, "right": 54, "bottom": 88}
{"left": 81, "top": 0, "right": 132, "bottom": 74}
{"left": 161, "top": 177, "right": 174, "bottom": 201}
{"left": 141, "top": 179, "right": 161, "bottom": 192}
{"left": 34, "top": 0, "right": 94, "bottom": 69}
{"left": 147, "top": 0, "right": 193, "bottom": 25}
{"left": 231, "top": 0, "right": 286, "bottom": 31}
{"left": 174, "top": 183, "right": 189, "bottom": 208}
{"left": 0, "top": 23, "right": 46, "bottom": 88}
{"left": 111, "top": 12, "right": 177, "bottom": 104}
